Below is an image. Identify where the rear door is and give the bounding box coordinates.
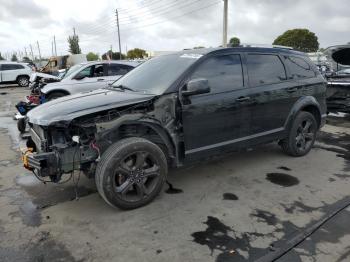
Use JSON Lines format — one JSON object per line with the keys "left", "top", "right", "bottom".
{"left": 243, "top": 53, "right": 298, "bottom": 136}
{"left": 105, "top": 63, "right": 134, "bottom": 85}
{"left": 71, "top": 64, "right": 107, "bottom": 93}
{"left": 181, "top": 53, "right": 251, "bottom": 159}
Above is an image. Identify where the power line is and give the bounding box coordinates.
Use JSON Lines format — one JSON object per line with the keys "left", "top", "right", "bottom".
{"left": 76, "top": 0, "right": 219, "bottom": 37}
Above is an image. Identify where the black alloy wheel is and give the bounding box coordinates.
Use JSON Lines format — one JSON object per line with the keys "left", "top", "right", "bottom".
{"left": 113, "top": 151, "right": 162, "bottom": 203}
{"left": 95, "top": 137, "right": 167, "bottom": 209}
{"left": 281, "top": 111, "right": 318, "bottom": 157}
{"left": 295, "top": 118, "right": 316, "bottom": 154}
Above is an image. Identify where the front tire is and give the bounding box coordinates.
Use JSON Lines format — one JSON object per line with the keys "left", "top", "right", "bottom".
{"left": 281, "top": 111, "right": 318, "bottom": 157}
{"left": 17, "top": 118, "right": 26, "bottom": 133}
{"left": 17, "top": 76, "right": 29, "bottom": 87}
{"left": 95, "top": 137, "right": 168, "bottom": 210}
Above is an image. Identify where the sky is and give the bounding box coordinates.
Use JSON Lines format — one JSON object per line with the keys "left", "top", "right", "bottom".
{"left": 0, "top": 0, "right": 349, "bottom": 59}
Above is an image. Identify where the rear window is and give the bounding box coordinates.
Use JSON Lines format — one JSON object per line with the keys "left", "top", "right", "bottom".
{"left": 247, "top": 54, "right": 287, "bottom": 86}
{"left": 1, "top": 64, "right": 25, "bottom": 70}
{"left": 284, "top": 56, "right": 316, "bottom": 79}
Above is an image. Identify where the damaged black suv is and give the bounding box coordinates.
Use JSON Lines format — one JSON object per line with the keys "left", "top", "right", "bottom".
{"left": 23, "top": 47, "right": 327, "bottom": 209}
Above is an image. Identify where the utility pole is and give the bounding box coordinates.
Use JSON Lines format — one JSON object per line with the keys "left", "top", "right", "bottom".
{"left": 115, "top": 9, "right": 122, "bottom": 60}
{"left": 37, "top": 41, "right": 42, "bottom": 65}
{"left": 51, "top": 41, "right": 54, "bottom": 56}
{"left": 29, "top": 44, "right": 34, "bottom": 61}
{"left": 53, "top": 35, "right": 57, "bottom": 56}
{"left": 222, "top": 0, "right": 228, "bottom": 47}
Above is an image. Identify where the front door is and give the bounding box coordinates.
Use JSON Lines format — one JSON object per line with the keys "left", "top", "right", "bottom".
{"left": 181, "top": 53, "right": 250, "bottom": 160}
{"left": 72, "top": 64, "right": 108, "bottom": 93}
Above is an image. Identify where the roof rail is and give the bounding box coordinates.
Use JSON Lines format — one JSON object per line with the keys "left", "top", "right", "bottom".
{"left": 231, "top": 43, "right": 293, "bottom": 50}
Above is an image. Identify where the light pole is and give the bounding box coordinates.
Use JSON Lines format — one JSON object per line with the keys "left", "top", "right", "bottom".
{"left": 222, "top": 0, "right": 228, "bottom": 47}
{"left": 115, "top": 9, "right": 122, "bottom": 60}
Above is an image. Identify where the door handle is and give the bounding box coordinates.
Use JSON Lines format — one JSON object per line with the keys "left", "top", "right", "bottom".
{"left": 287, "top": 87, "right": 297, "bottom": 93}
{"left": 97, "top": 78, "right": 105, "bottom": 81}
{"left": 236, "top": 96, "right": 251, "bottom": 102}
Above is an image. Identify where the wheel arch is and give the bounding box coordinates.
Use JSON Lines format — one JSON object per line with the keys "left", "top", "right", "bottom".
{"left": 45, "top": 89, "right": 70, "bottom": 97}
{"left": 16, "top": 74, "right": 30, "bottom": 81}
{"left": 285, "top": 96, "right": 322, "bottom": 130}
{"left": 103, "top": 120, "right": 177, "bottom": 166}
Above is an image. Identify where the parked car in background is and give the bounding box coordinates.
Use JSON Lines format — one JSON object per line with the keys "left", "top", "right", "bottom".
{"left": 0, "top": 62, "right": 33, "bottom": 87}
{"left": 23, "top": 47, "right": 327, "bottom": 210}
{"left": 40, "top": 60, "right": 139, "bottom": 100}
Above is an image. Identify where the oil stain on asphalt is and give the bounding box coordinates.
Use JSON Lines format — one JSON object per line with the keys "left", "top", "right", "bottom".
{"left": 191, "top": 216, "right": 266, "bottom": 261}
{"left": 266, "top": 173, "right": 300, "bottom": 187}
{"left": 278, "top": 166, "right": 292, "bottom": 171}
{"left": 165, "top": 181, "right": 183, "bottom": 194}
{"left": 223, "top": 193, "right": 239, "bottom": 200}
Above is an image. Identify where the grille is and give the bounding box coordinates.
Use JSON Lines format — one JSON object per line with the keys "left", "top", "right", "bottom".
{"left": 30, "top": 125, "right": 47, "bottom": 152}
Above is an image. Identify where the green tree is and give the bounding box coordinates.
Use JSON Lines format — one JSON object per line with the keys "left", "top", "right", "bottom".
{"left": 86, "top": 52, "right": 99, "bottom": 61}
{"left": 127, "top": 48, "right": 147, "bottom": 59}
{"left": 102, "top": 50, "right": 126, "bottom": 60}
{"left": 273, "top": 29, "right": 319, "bottom": 52}
{"left": 11, "top": 54, "right": 18, "bottom": 61}
{"left": 67, "top": 34, "right": 81, "bottom": 54}
{"left": 229, "top": 37, "right": 240, "bottom": 47}
{"left": 193, "top": 46, "right": 205, "bottom": 49}
{"left": 0, "top": 52, "right": 5, "bottom": 60}
{"left": 22, "top": 56, "right": 31, "bottom": 62}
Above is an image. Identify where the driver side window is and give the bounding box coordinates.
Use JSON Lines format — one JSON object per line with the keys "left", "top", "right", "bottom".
{"left": 77, "top": 66, "right": 93, "bottom": 78}
{"left": 190, "top": 54, "right": 244, "bottom": 94}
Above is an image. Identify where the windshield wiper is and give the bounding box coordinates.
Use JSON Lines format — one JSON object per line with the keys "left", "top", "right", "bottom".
{"left": 112, "top": 84, "right": 136, "bottom": 92}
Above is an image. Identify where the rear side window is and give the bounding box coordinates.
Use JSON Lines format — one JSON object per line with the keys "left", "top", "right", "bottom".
{"left": 284, "top": 56, "right": 316, "bottom": 79}
{"left": 107, "top": 64, "right": 133, "bottom": 76}
{"left": 190, "top": 54, "right": 244, "bottom": 93}
{"left": 247, "top": 54, "right": 287, "bottom": 86}
{"left": 1, "top": 64, "right": 24, "bottom": 70}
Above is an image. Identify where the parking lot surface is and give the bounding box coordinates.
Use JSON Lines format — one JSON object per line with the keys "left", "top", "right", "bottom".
{"left": 1, "top": 86, "right": 350, "bottom": 262}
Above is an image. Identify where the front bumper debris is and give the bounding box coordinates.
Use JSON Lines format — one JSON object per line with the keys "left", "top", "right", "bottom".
{"left": 21, "top": 148, "right": 59, "bottom": 177}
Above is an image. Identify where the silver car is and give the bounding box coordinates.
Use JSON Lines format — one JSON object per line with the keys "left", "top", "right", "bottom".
{"left": 41, "top": 60, "right": 138, "bottom": 100}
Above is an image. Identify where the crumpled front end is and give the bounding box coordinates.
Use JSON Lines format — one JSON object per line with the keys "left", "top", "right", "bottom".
{"left": 23, "top": 122, "right": 99, "bottom": 182}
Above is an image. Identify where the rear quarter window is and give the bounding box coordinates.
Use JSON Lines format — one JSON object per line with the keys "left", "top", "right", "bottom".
{"left": 284, "top": 56, "right": 316, "bottom": 79}
{"left": 246, "top": 54, "right": 287, "bottom": 86}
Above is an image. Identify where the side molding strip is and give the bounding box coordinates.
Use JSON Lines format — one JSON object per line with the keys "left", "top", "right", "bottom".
{"left": 185, "top": 127, "right": 284, "bottom": 155}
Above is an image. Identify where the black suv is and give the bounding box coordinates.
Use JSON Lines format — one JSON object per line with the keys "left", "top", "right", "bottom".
{"left": 23, "top": 47, "right": 327, "bottom": 209}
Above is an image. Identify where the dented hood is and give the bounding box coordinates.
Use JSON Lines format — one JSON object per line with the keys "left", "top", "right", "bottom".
{"left": 27, "top": 89, "right": 155, "bottom": 126}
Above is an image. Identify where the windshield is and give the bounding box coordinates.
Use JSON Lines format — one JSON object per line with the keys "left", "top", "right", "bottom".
{"left": 111, "top": 53, "right": 202, "bottom": 94}
{"left": 63, "top": 64, "right": 84, "bottom": 79}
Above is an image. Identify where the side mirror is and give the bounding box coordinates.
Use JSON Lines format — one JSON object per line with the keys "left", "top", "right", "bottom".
{"left": 74, "top": 74, "right": 86, "bottom": 80}
{"left": 182, "top": 78, "right": 210, "bottom": 96}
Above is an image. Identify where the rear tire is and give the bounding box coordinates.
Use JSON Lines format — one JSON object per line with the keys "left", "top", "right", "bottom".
{"left": 95, "top": 137, "right": 168, "bottom": 210}
{"left": 17, "top": 76, "right": 29, "bottom": 87}
{"left": 280, "top": 111, "right": 317, "bottom": 157}
{"left": 46, "top": 92, "right": 66, "bottom": 101}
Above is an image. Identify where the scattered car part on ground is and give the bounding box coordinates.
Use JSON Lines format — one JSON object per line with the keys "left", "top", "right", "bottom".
{"left": 22, "top": 47, "right": 327, "bottom": 209}
{"left": 0, "top": 61, "right": 33, "bottom": 87}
